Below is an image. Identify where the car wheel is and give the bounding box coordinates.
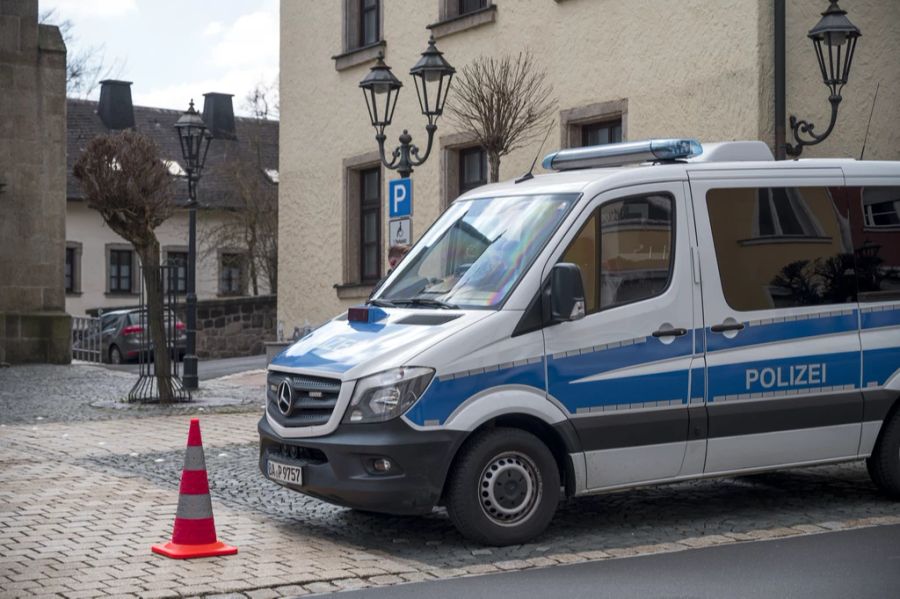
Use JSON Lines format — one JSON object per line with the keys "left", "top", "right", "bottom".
{"left": 446, "top": 427, "right": 559, "bottom": 546}
{"left": 109, "top": 345, "right": 123, "bottom": 365}
{"left": 867, "top": 405, "right": 900, "bottom": 499}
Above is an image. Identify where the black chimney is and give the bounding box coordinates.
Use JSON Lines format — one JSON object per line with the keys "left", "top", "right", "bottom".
{"left": 201, "top": 92, "right": 237, "bottom": 140}
{"left": 97, "top": 80, "right": 135, "bottom": 130}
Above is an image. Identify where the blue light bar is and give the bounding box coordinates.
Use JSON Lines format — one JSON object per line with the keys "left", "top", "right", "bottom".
{"left": 542, "top": 139, "right": 703, "bottom": 171}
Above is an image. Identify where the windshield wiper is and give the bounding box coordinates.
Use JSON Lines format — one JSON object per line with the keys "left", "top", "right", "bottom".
{"left": 392, "top": 298, "right": 459, "bottom": 310}
{"left": 368, "top": 298, "right": 397, "bottom": 308}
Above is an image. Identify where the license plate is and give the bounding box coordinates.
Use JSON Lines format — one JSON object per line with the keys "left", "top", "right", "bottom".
{"left": 267, "top": 459, "right": 303, "bottom": 486}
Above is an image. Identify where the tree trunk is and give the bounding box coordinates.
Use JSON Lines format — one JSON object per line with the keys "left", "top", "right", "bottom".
{"left": 488, "top": 151, "right": 501, "bottom": 183}
{"left": 137, "top": 240, "right": 174, "bottom": 403}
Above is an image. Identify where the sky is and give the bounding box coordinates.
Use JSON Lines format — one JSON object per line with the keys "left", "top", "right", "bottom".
{"left": 39, "top": 0, "right": 279, "bottom": 117}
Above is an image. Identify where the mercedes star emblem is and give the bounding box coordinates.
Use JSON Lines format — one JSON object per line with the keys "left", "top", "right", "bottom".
{"left": 277, "top": 379, "right": 293, "bottom": 416}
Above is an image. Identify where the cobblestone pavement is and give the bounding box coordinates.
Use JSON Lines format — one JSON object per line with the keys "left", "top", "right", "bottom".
{"left": 0, "top": 364, "right": 261, "bottom": 425}
{"left": 1, "top": 368, "right": 899, "bottom": 598}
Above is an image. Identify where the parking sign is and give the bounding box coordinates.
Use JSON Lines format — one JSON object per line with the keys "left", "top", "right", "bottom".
{"left": 389, "top": 178, "right": 412, "bottom": 218}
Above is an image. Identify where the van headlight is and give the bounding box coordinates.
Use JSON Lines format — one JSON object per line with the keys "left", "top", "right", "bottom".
{"left": 343, "top": 367, "right": 434, "bottom": 424}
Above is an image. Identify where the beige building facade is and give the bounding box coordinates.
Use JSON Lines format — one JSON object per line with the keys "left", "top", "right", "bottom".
{"left": 278, "top": 0, "right": 900, "bottom": 329}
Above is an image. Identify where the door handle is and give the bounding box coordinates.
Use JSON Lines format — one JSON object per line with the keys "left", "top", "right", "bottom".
{"left": 652, "top": 327, "right": 688, "bottom": 338}
{"left": 710, "top": 322, "right": 745, "bottom": 333}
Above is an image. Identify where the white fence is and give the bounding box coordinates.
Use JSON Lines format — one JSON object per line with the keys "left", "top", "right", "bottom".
{"left": 71, "top": 316, "right": 102, "bottom": 363}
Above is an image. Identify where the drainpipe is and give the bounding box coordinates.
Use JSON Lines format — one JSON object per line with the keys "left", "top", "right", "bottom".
{"left": 774, "top": 0, "right": 787, "bottom": 160}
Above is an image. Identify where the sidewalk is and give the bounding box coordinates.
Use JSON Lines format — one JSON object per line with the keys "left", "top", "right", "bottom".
{"left": 1, "top": 364, "right": 900, "bottom": 598}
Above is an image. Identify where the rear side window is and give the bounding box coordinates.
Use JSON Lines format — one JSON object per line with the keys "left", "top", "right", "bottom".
{"left": 706, "top": 187, "right": 855, "bottom": 311}
{"left": 560, "top": 194, "right": 674, "bottom": 314}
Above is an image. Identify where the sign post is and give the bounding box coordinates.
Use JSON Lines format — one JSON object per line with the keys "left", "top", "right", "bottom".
{"left": 388, "top": 178, "right": 413, "bottom": 250}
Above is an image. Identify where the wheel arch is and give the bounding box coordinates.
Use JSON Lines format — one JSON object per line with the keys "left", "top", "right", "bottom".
{"left": 439, "top": 411, "right": 581, "bottom": 504}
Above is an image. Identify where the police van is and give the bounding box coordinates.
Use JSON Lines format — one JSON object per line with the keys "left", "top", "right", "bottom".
{"left": 260, "top": 139, "right": 900, "bottom": 545}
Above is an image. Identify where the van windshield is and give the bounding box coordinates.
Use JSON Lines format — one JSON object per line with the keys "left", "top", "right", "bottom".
{"left": 376, "top": 193, "right": 577, "bottom": 309}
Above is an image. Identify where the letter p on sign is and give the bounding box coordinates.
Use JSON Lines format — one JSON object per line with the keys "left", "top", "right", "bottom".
{"left": 389, "top": 178, "right": 412, "bottom": 218}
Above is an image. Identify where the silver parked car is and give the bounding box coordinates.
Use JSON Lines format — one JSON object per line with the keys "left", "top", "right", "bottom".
{"left": 94, "top": 308, "right": 187, "bottom": 364}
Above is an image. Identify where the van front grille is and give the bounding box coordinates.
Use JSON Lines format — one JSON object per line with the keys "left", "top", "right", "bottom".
{"left": 267, "top": 372, "right": 342, "bottom": 428}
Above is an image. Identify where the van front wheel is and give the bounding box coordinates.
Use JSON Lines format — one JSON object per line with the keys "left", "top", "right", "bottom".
{"left": 446, "top": 428, "right": 559, "bottom": 545}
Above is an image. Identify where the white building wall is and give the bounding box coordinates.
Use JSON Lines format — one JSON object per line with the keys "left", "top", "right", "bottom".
{"left": 65, "top": 202, "right": 270, "bottom": 316}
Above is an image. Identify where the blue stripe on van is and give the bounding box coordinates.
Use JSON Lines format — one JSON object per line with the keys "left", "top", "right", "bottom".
{"left": 863, "top": 347, "right": 900, "bottom": 387}
{"left": 405, "top": 360, "right": 546, "bottom": 426}
{"left": 705, "top": 312, "right": 858, "bottom": 353}
{"left": 861, "top": 306, "right": 900, "bottom": 330}
{"left": 551, "top": 368, "right": 690, "bottom": 413}
{"left": 690, "top": 366, "right": 705, "bottom": 402}
{"left": 706, "top": 351, "right": 859, "bottom": 401}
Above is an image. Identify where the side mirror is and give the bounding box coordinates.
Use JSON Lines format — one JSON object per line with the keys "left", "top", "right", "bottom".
{"left": 548, "top": 263, "right": 586, "bottom": 323}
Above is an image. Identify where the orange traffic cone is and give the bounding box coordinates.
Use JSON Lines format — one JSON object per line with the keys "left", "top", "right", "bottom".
{"left": 152, "top": 418, "right": 238, "bottom": 559}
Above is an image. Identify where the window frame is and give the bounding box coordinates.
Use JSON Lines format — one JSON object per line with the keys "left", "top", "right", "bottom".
{"left": 358, "top": 0, "right": 380, "bottom": 48}
{"left": 165, "top": 250, "right": 188, "bottom": 295}
{"left": 108, "top": 248, "right": 134, "bottom": 294}
{"left": 219, "top": 252, "right": 245, "bottom": 296}
{"left": 359, "top": 166, "right": 382, "bottom": 284}
{"left": 559, "top": 192, "right": 677, "bottom": 316}
{"left": 579, "top": 118, "right": 623, "bottom": 148}
{"left": 458, "top": 146, "right": 487, "bottom": 195}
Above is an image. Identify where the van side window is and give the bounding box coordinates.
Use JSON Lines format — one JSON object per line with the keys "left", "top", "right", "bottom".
{"left": 561, "top": 194, "right": 674, "bottom": 314}
{"left": 707, "top": 187, "right": 856, "bottom": 311}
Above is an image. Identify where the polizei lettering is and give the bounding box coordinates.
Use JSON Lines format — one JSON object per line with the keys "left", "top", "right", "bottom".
{"left": 745, "top": 363, "right": 827, "bottom": 391}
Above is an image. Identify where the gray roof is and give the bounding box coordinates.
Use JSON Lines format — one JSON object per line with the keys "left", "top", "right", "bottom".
{"left": 66, "top": 98, "right": 279, "bottom": 209}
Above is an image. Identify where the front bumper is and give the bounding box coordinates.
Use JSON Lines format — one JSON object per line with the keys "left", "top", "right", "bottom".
{"left": 258, "top": 416, "right": 465, "bottom": 515}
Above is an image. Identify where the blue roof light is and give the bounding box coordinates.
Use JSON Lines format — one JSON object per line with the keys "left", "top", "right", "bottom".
{"left": 542, "top": 139, "right": 703, "bottom": 171}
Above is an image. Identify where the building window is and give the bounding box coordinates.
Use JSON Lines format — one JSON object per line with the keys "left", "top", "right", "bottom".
{"left": 220, "top": 253, "right": 244, "bottom": 295}
{"left": 458, "top": 0, "right": 487, "bottom": 15}
{"left": 360, "top": 167, "right": 382, "bottom": 283}
{"left": 108, "top": 249, "right": 133, "bottom": 293}
{"left": 344, "top": 0, "right": 381, "bottom": 52}
{"left": 66, "top": 241, "right": 83, "bottom": 294}
{"left": 359, "top": 0, "right": 380, "bottom": 47}
{"left": 580, "top": 119, "right": 623, "bottom": 147}
{"left": 754, "top": 188, "right": 824, "bottom": 238}
{"left": 459, "top": 146, "right": 487, "bottom": 194}
{"left": 559, "top": 100, "right": 628, "bottom": 149}
{"left": 166, "top": 251, "right": 188, "bottom": 294}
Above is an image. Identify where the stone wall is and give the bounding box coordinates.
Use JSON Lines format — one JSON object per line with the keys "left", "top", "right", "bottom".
{"left": 0, "top": 0, "right": 70, "bottom": 364}
{"left": 191, "top": 295, "right": 276, "bottom": 360}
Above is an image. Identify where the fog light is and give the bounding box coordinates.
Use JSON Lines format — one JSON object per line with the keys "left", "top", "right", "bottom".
{"left": 372, "top": 458, "right": 392, "bottom": 473}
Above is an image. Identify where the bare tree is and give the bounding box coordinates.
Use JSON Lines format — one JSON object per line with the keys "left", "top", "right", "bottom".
{"left": 446, "top": 52, "right": 556, "bottom": 182}
{"left": 39, "top": 9, "right": 124, "bottom": 98}
{"left": 201, "top": 82, "right": 279, "bottom": 295}
{"left": 73, "top": 131, "right": 177, "bottom": 402}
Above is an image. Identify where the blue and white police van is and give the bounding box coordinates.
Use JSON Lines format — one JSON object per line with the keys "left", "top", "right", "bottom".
{"left": 260, "top": 139, "right": 900, "bottom": 545}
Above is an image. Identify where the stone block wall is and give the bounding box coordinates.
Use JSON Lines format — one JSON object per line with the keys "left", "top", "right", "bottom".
{"left": 190, "top": 295, "right": 276, "bottom": 360}
{"left": 0, "top": 0, "right": 70, "bottom": 364}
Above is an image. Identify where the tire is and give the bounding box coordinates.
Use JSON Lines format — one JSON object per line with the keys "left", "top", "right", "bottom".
{"left": 867, "top": 407, "right": 900, "bottom": 499}
{"left": 445, "top": 427, "right": 559, "bottom": 546}
{"left": 109, "top": 345, "right": 123, "bottom": 365}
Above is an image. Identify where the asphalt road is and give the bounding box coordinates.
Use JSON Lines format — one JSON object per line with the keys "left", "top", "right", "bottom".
{"left": 101, "top": 353, "right": 266, "bottom": 380}
{"left": 337, "top": 524, "right": 900, "bottom": 599}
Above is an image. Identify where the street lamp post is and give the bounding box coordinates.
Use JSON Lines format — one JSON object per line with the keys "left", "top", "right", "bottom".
{"left": 359, "top": 36, "right": 455, "bottom": 178}
{"left": 785, "top": 0, "right": 861, "bottom": 157}
{"left": 173, "top": 100, "right": 211, "bottom": 391}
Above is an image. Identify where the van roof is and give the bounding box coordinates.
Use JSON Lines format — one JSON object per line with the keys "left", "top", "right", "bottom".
{"left": 456, "top": 141, "right": 900, "bottom": 201}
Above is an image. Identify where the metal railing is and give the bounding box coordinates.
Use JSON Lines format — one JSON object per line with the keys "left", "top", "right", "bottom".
{"left": 71, "top": 316, "right": 102, "bottom": 362}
